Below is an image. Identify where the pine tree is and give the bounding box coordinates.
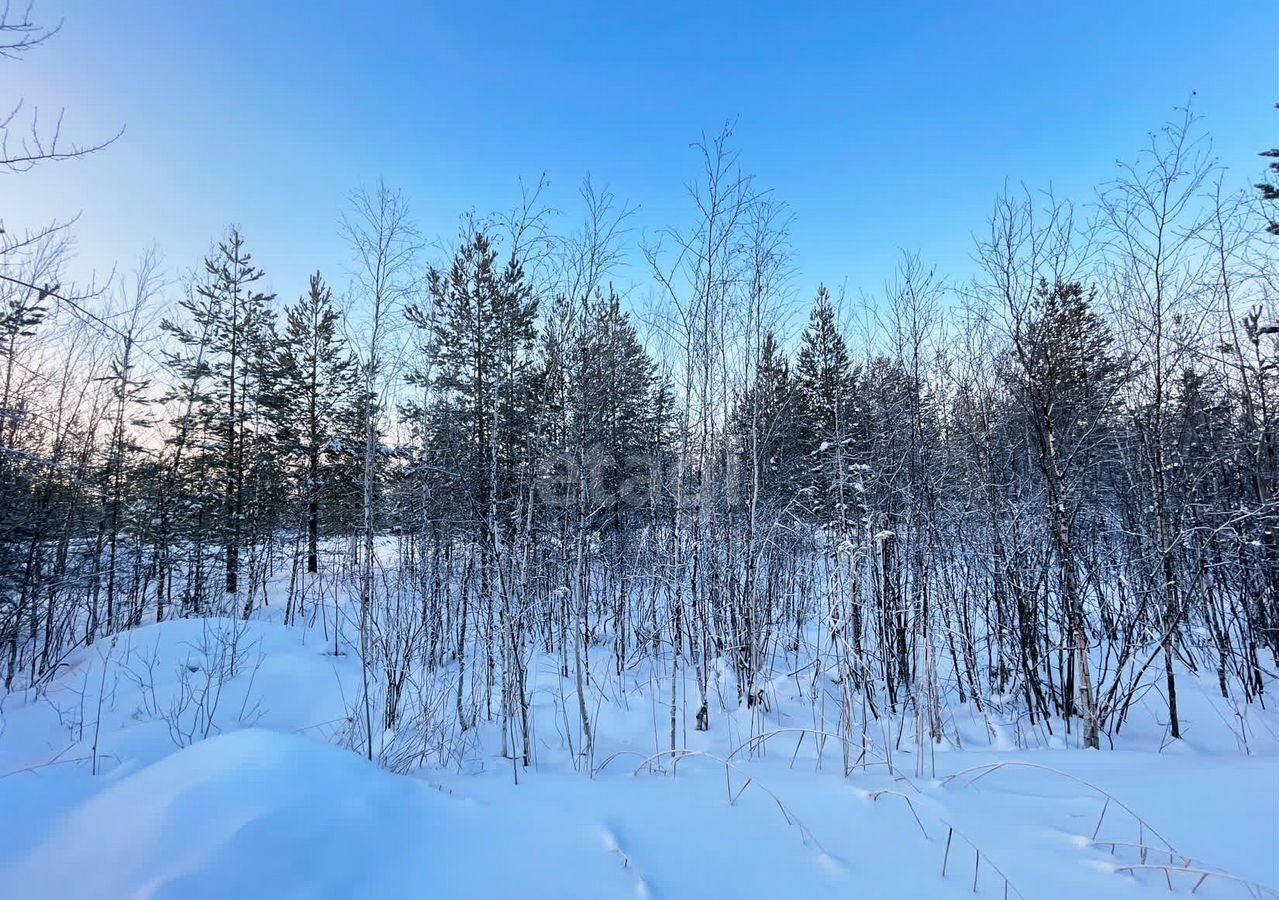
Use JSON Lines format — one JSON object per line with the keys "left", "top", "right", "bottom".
{"left": 98, "top": 309, "right": 152, "bottom": 633}
{"left": 422, "top": 230, "right": 539, "bottom": 541}
{"left": 0, "top": 284, "right": 49, "bottom": 610}
{"left": 279, "top": 272, "right": 360, "bottom": 573}
{"left": 161, "top": 228, "right": 279, "bottom": 598}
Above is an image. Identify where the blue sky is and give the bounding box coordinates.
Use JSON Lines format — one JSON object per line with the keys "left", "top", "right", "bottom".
{"left": 6, "top": 1, "right": 1277, "bottom": 315}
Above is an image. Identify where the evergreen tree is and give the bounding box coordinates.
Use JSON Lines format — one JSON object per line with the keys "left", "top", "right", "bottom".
{"left": 0, "top": 283, "right": 50, "bottom": 613}
{"left": 1256, "top": 103, "right": 1279, "bottom": 236}
{"left": 580, "top": 288, "right": 657, "bottom": 535}
{"left": 1013, "top": 278, "right": 1125, "bottom": 747}
{"left": 421, "top": 230, "right": 539, "bottom": 541}
{"left": 97, "top": 312, "right": 152, "bottom": 633}
{"left": 644, "top": 371, "right": 679, "bottom": 520}
{"left": 161, "top": 228, "right": 279, "bottom": 597}
{"left": 535, "top": 287, "right": 664, "bottom": 533}
{"left": 1021, "top": 278, "right": 1125, "bottom": 464}
{"left": 732, "top": 332, "right": 802, "bottom": 520}
{"left": 794, "top": 285, "right": 860, "bottom": 528}
{"left": 279, "top": 272, "right": 360, "bottom": 573}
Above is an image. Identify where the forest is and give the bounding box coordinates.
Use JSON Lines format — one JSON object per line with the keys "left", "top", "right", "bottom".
{"left": 5, "top": 5, "right": 1279, "bottom": 896}
{"left": 3, "top": 11, "right": 1279, "bottom": 776}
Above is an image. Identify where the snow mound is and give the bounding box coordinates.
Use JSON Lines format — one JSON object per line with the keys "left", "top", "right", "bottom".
{"left": 2, "top": 729, "right": 634, "bottom": 900}
{"left": 4, "top": 730, "right": 422, "bottom": 899}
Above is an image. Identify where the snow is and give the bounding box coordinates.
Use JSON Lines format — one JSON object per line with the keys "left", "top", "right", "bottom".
{"left": 0, "top": 614, "right": 1275, "bottom": 899}
{"left": 2, "top": 730, "right": 643, "bottom": 900}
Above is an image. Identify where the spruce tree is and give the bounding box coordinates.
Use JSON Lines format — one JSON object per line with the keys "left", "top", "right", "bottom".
{"left": 1014, "top": 278, "right": 1125, "bottom": 747}
{"left": 581, "top": 288, "right": 656, "bottom": 535}
{"left": 794, "top": 285, "right": 859, "bottom": 529}
{"left": 1021, "top": 278, "right": 1125, "bottom": 460}
{"left": 732, "top": 332, "right": 802, "bottom": 520}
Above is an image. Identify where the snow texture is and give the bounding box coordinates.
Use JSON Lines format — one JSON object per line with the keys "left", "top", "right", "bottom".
{"left": 0, "top": 616, "right": 1275, "bottom": 899}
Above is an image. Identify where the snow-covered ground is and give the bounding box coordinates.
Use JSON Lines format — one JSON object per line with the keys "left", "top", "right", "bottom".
{"left": 1, "top": 614, "right": 1275, "bottom": 899}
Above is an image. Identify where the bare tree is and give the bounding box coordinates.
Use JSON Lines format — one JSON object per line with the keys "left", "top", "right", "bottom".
{"left": 342, "top": 181, "right": 420, "bottom": 759}
{"left": 1098, "top": 108, "right": 1215, "bottom": 740}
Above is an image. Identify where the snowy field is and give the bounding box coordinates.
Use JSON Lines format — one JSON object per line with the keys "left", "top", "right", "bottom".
{"left": 0, "top": 611, "right": 1274, "bottom": 900}
{"left": 6, "top": 1, "right": 1278, "bottom": 896}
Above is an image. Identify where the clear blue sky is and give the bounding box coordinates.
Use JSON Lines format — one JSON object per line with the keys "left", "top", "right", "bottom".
{"left": 6, "top": 1, "right": 1277, "bottom": 311}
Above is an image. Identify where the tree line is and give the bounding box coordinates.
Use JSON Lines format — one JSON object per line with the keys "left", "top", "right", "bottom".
{"left": 4, "top": 7, "right": 1278, "bottom": 760}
